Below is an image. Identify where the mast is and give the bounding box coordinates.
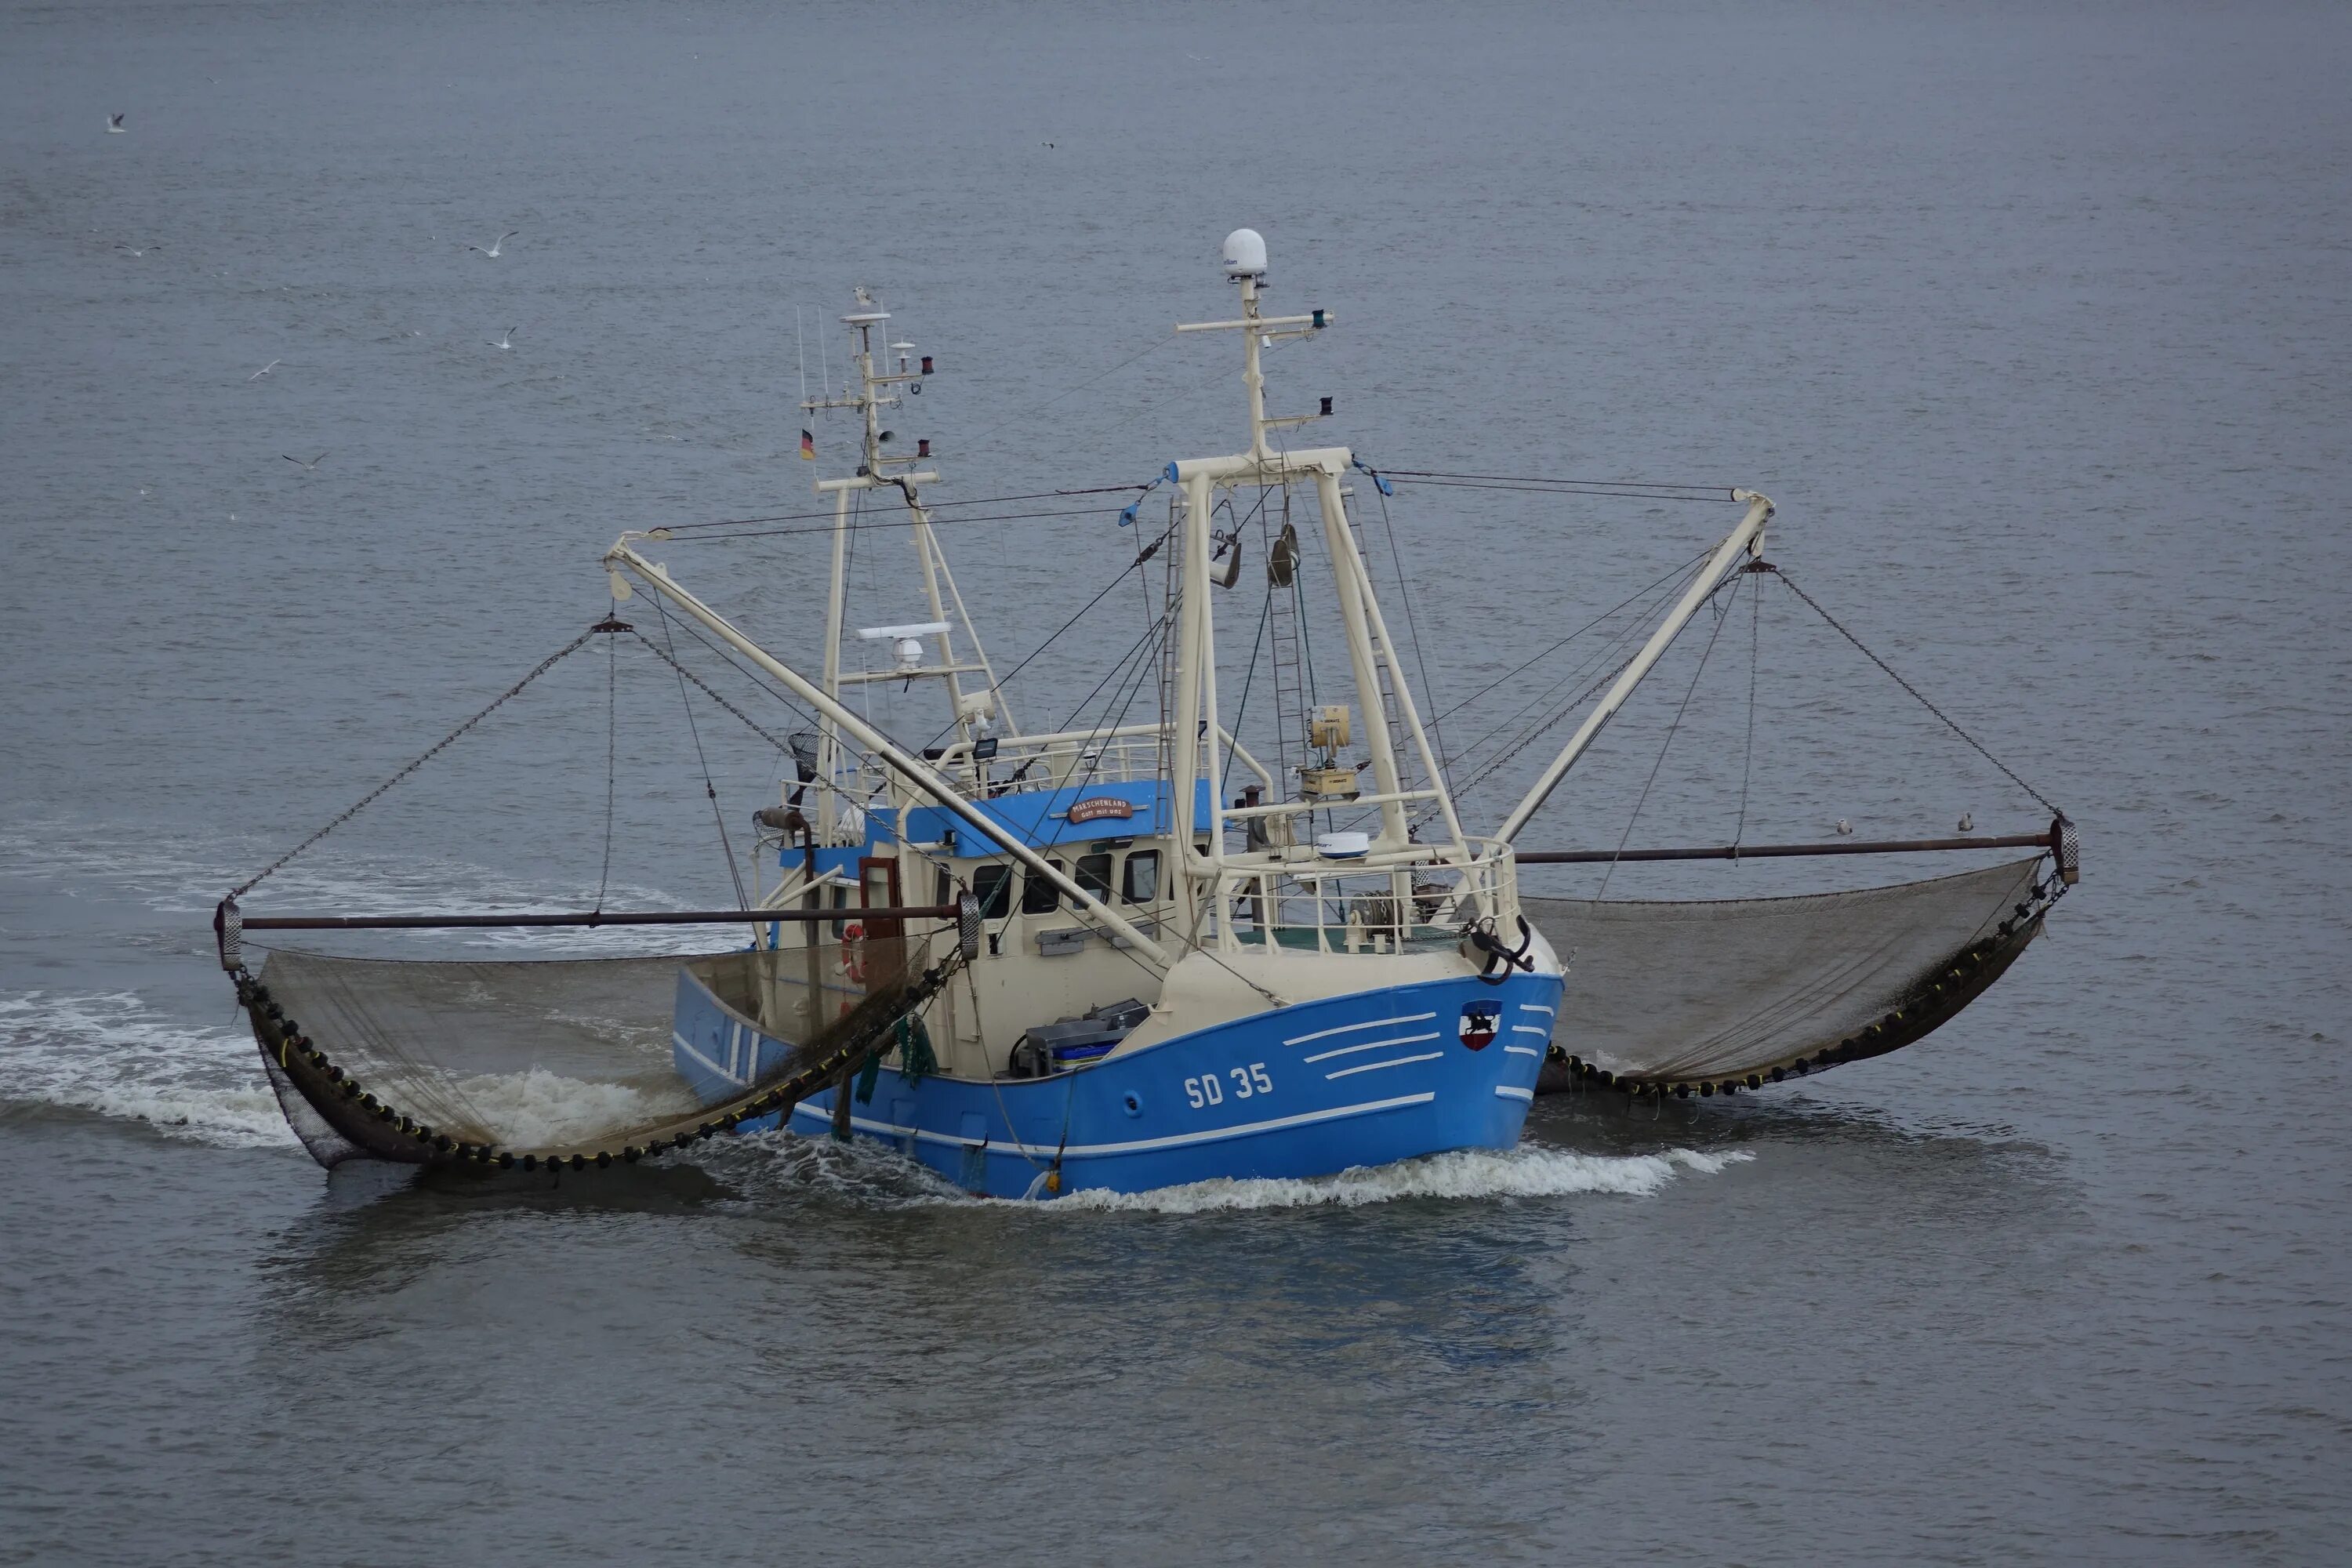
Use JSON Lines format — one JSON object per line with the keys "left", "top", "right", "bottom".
{"left": 1165, "top": 228, "right": 1483, "bottom": 904}
{"left": 798, "top": 289, "right": 1002, "bottom": 835}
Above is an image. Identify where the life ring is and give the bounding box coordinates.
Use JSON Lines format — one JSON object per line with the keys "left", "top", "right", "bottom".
{"left": 840, "top": 920, "right": 869, "bottom": 985}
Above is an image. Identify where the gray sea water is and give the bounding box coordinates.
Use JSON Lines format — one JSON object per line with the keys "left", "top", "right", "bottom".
{"left": 4, "top": 2, "right": 2349, "bottom": 1562}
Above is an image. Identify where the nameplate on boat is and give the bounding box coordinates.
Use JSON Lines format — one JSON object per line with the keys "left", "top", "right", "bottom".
{"left": 1065, "top": 797, "right": 1136, "bottom": 824}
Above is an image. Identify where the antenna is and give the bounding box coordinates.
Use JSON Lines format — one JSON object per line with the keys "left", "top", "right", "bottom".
{"left": 796, "top": 307, "right": 808, "bottom": 407}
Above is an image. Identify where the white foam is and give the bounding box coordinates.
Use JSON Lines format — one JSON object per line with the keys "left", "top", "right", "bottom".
{"left": 443, "top": 1067, "right": 695, "bottom": 1148}
{"left": 0, "top": 991, "right": 298, "bottom": 1149}
{"left": 1038, "top": 1144, "right": 1755, "bottom": 1214}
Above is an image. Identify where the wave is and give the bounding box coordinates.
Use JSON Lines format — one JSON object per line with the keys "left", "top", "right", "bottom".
{"left": 0, "top": 990, "right": 296, "bottom": 1149}
{"left": 709, "top": 1132, "right": 1752, "bottom": 1212}
{"left": 1036, "top": 1145, "right": 1753, "bottom": 1213}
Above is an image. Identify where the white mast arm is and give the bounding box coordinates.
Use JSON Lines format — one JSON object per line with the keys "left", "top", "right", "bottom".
{"left": 1494, "top": 492, "right": 1774, "bottom": 846}
{"left": 604, "top": 540, "right": 1173, "bottom": 970}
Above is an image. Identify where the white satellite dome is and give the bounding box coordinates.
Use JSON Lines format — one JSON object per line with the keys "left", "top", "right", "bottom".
{"left": 1221, "top": 227, "right": 1268, "bottom": 279}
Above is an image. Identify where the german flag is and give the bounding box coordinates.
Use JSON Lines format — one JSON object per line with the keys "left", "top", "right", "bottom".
{"left": 800, "top": 429, "right": 816, "bottom": 460}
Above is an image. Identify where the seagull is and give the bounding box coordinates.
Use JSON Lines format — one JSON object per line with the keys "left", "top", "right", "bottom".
{"left": 1833, "top": 819, "right": 1854, "bottom": 836}
{"left": 466, "top": 230, "right": 518, "bottom": 258}
{"left": 485, "top": 325, "right": 517, "bottom": 350}
{"left": 283, "top": 452, "right": 328, "bottom": 470}
{"left": 107, "top": 113, "right": 126, "bottom": 133}
{"left": 115, "top": 244, "right": 161, "bottom": 256}
{"left": 248, "top": 359, "right": 281, "bottom": 379}
{"left": 1957, "top": 812, "right": 1974, "bottom": 833}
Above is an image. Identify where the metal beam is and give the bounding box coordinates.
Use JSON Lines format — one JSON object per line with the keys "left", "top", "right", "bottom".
{"left": 1515, "top": 831, "right": 2054, "bottom": 866}
{"left": 604, "top": 543, "right": 1172, "bottom": 967}
{"left": 240, "top": 906, "right": 960, "bottom": 931}
{"left": 1494, "top": 494, "right": 1773, "bottom": 844}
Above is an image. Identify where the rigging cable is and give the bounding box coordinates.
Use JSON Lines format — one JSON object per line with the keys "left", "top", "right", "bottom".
{"left": 1773, "top": 570, "right": 2059, "bottom": 815}
{"left": 1733, "top": 570, "right": 1760, "bottom": 852}
{"left": 595, "top": 616, "right": 618, "bottom": 910}
{"left": 664, "top": 484, "right": 1153, "bottom": 535}
{"left": 1445, "top": 559, "right": 1710, "bottom": 800}
{"left": 1367, "top": 471, "right": 1455, "bottom": 800}
{"left": 621, "top": 629, "right": 800, "bottom": 756}
{"left": 915, "top": 516, "right": 1179, "bottom": 755}
{"left": 1597, "top": 573, "right": 1743, "bottom": 899}
{"left": 1218, "top": 583, "right": 1275, "bottom": 807}
{"left": 1380, "top": 468, "right": 1744, "bottom": 503}
{"left": 229, "top": 626, "right": 604, "bottom": 899}
{"left": 648, "top": 593, "right": 752, "bottom": 912}
{"left": 1429, "top": 547, "right": 1715, "bottom": 728}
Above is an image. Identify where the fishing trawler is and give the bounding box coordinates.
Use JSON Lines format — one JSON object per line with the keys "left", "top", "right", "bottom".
{"left": 619, "top": 235, "right": 1581, "bottom": 1196}
{"left": 218, "top": 229, "right": 2074, "bottom": 1193}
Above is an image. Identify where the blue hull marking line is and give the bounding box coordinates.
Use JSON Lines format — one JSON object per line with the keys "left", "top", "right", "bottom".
{"left": 672, "top": 966, "right": 1563, "bottom": 1198}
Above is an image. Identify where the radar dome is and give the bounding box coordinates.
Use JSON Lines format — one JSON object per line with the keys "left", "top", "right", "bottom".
{"left": 1221, "top": 227, "right": 1268, "bottom": 278}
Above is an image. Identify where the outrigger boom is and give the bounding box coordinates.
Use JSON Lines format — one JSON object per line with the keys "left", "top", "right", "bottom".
{"left": 1495, "top": 491, "right": 1774, "bottom": 844}
{"left": 601, "top": 541, "right": 1174, "bottom": 969}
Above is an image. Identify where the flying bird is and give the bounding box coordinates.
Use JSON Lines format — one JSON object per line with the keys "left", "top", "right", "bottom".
{"left": 248, "top": 359, "right": 281, "bottom": 379}
{"left": 115, "top": 244, "right": 161, "bottom": 256}
{"left": 107, "top": 114, "right": 125, "bottom": 133}
{"left": 1833, "top": 819, "right": 1854, "bottom": 837}
{"left": 485, "top": 326, "right": 517, "bottom": 350}
{"left": 466, "top": 230, "right": 518, "bottom": 258}
{"left": 283, "top": 452, "right": 328, "bottom": 470}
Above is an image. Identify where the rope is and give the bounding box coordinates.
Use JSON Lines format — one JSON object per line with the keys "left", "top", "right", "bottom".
{"left": 916, "top": 517, "right": 1178, "bottom": 752}
{"left": 957, "top": 332, "right": 1179, "bottom": 452}
{"left": 1598, "top": 575, "right": 1741, "bottom": 898}
{"left": 1218, "top": 584, "right": 1274, "bottom": 805}
{"left": 666, "top": 502, "right": 1134, "bottom": 547}
{"left": 1381, "top": 468, "right": 1743, "bottom": 503}
{"left": 1733, "top": 577, "right": 1759, "bottom": 851}
{"left": 621, "top": 629, "right": 797, "bottom": 755}
{"left": 635, "top": 597, "right": 825, "bottom": 737}
{"left": 595, "top": 622, "right": 618, "bottom": 910}
{"left": 663, "top": 484, "right": 1154, "bottom": 534}
{"left": 648, "top": 597, "right": 750, "bottom": 911}
{"left": 1367, "top": 473, "right": 1454, "bottom": 797}
{"left": 1773, "top": 570, "right": 2059, "bottom": 815}
{"left": 230, "top": 626, "right": 603, "bottom": 898}
{"left": 1430, "top": 549, "right": 1713, "bottom": 728}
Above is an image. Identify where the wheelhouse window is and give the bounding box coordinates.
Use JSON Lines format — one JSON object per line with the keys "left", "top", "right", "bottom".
{"left": 1074, "top": 851, "right": 1113, "bottom": 902}
{"left": 1120, "top": 849, "right": 1161, "bottom": 905}
{"left": 972, "top": 862, "right": 1013, "bottom": 919}
{"left": 1021, "top": 858, "right": 1065, "bottom": 914}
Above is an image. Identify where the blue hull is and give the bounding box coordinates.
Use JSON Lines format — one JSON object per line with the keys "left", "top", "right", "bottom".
{"left": 671, "top": 968, "right": 1563, "bottom": 1198}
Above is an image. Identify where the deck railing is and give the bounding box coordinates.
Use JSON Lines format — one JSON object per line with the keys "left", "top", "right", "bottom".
{"left": 1208, "top": 838, "right": 1517, "bottom": 956}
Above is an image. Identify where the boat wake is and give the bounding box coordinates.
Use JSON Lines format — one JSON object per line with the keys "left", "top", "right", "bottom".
{"left": 0, "top": 990, "right": 297, "bottom": 1149}
{"left": 1039, "top": 1145, "right": 1754, "bottom": 1214}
